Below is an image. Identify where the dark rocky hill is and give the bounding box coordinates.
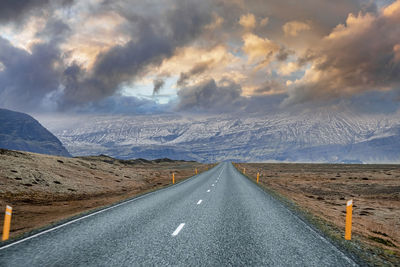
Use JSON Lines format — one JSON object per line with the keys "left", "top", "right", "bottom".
{"left": 0, "top": 108, "right": 70, "bottom": 157}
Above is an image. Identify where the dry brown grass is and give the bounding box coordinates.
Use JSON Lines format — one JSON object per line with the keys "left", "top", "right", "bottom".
{"left": 235, "top": 163, "right": 400, "bottom": 264}
{"left": 0, "top": 149, "right": 211, "bottom": 239}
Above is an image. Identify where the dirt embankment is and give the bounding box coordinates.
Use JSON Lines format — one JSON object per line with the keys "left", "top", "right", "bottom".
{"left": 0, "top": 149, "right": 212, "bottom": 240}
{"left": 235, "top": 163, "right": 400, "bottom": 265}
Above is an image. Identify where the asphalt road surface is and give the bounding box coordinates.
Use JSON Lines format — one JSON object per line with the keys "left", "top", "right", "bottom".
{"left": 0, "top": 162, "right": 357, "bottom": 266}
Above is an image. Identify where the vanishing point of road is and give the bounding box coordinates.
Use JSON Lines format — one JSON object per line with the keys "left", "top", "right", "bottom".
{"left": 0, "top": 162, "right": 357, "bottom": 266}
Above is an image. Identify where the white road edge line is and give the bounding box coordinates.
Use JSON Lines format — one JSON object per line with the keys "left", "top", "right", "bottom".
{"left": 197, "top": 200, "right": 202, "bottom": 205}
{"left": 248, "top": 170, "right": 357, "bottom": 266}
{"left": 172, "top": 223, "right": 185, "bottom": 236}
{"left": 0, "top": 165, "right": 208, "bottom": 251}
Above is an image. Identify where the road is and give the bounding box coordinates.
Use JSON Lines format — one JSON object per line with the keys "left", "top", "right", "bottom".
{"left": 0, "top": 162, "right": 357, "bottom": 266}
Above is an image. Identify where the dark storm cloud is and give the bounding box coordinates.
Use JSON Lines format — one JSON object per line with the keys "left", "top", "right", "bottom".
{"left": 275, "top": 47, "right": 294, "bottom": 61}
{"left": 0, "top": 0, "right": 73, "bottom": 25}
{"left": 153, "top": 78, "right": 165, "bottom": 95}
{"left": 37, "top": 18, "right": 71, "bottom": 43}
{"left": 165, "top": 0, "right": 213, "bottom": 44}
{"left": 59, "top": 1, "right": 213, "bottom": 109}
{"left": 176, "top": 79, "right": 242, "bottom": 112}
{"left": 0, "top": 16, "right": 72, "bottom": 112}
{"left": 0, "top": 0, "right": 213, "bottom": 113}
{"left": 0, "top": 0, "right": 50, "bottom": 24}
{"left": 177, "top": 60, "right": 214, "bottom": 87}
{"left": 1, "top": 0, "right": 397, "bottom": 116}
{"left": 0, "top": 37, "right": 63, "bottom": 112}
{"left": 61, "top": 26, "right": 173, "bottom": 107}
{"left": 176, "top": 78, "right": 291, "bottom": 114}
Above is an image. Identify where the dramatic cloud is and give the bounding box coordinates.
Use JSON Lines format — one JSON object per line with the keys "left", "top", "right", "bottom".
{"left": 1, "top": 0, "right": 213, "bottom": 112}
{"left": 284, "top": 1, "right": 400, "bottom": 105}
{"left": 61, "top": 25, "right": 173, "bottom": 107}
{"left": 153, "top": 78, "right": 165, "bottom": 95}
{"left": 0, "top": 0, "right": 49, "bottom": 24}
{"left": 275, "top": 47, "right": 294, "bottom": 61}
{"left": 242, "top": 33, "right": 280, "bottom": 66}
{"left": 177, "top": 79, "right": 242, "bottom": 112}
{"left": 0, "top": 37, "right": 63, "bottom": 111}
{"left": 0, "top": 0, "right": 73, "bottom": 25}
{"left": 0, "top": 0, "right": 399, "bottom": 116}
{"left": 177, "top": 60, "right": 214, "bottom": 87}
{"left": 62, "top": 2, "right": 212, "bottom": 106}
{"left": 176, "top": 78, "right": 289, "bottom": 114}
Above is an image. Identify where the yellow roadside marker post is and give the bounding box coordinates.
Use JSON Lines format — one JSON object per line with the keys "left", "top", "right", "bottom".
{"left": 172, "top": 173, "right": 175, "bottom": 184}
{"left": 2, "top": 205, "right": 12, "bottom": 241}
{"left": 257, "top": 172, "right": 260, "bottom": 183}
{"left": 243, "top": 168, "right": 246, "bottom": 174}
{"left": 345, "top": 199, "right": 353, "bottom": 240}
{"left": 195, "top": 168, "right": 198, "bottom": 175}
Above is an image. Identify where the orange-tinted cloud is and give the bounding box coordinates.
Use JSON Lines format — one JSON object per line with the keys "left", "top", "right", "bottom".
{"left": 242, "top": 33, "right": 280, "bottom": 66}
{"left": 61, "top": 11, "right": 130, "bottom": 69}
{"left": 0, "top": 0, "right": 398, "bottom": 115}
{"left": 383, "top": 0, "right": 400, "bottom": 18}
{"left": 239, "top": 13, "right": 256, "bottom": 30}
{"left": 284, "top": 1, "right": 400, "bottom": 105}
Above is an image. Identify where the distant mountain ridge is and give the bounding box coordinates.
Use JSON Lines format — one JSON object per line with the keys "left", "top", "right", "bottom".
{"left": 0, "top": 108, "right": 71, "bottom": 157}
{"left": 39, "top": 110, "right": 400, "bottom": 163}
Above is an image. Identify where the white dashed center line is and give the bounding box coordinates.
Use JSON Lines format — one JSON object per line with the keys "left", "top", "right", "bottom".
{"left": 197, "top": 200, "right": 202, "bottom": 205}
{"left": 172, "top": 223, "right": 185, "bottom": 236}
{"left": 207, "top": 189, "right": 210, "bottom": 192}
{"left": 212, "top": 184, "right": 215, "bottom": 186}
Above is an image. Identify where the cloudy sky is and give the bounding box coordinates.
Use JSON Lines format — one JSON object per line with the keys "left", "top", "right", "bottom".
{"left": 0, "top": 0, "right": 399, "bottom": 116}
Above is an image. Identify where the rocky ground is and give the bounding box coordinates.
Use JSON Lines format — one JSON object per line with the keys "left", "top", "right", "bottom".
{"left": 0, "top": 148, "right": 212, "bottom": 240}
{"left": 235, "top": 163, "right": 400, "bottom": 266}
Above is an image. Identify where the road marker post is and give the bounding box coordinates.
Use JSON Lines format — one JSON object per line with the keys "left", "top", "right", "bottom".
{"left": 345, "top": 199, "right": 353, "bottom": 240}
{"left": 172, "top": 173, "right": 175, "bottom": 184}
{"left": 195, "top": 168, "right": 198, "bottom": 175}
{"left": 257, "top": 172, "right": 260, "bottom": 183}
{"left": 2, "top": 205, "right": 12, "bottom": 241}
{"left": 243, "top": 168, "right": 246, "bottom": 174}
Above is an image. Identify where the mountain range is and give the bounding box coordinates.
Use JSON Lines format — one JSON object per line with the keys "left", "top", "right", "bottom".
{"left": 38, "top": 110, "right": 400, "bottom": 163}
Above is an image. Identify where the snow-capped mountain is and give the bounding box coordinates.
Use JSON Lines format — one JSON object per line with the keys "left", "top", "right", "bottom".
{"left": 38, "top": 110, "right": 400, "bottom": 163}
